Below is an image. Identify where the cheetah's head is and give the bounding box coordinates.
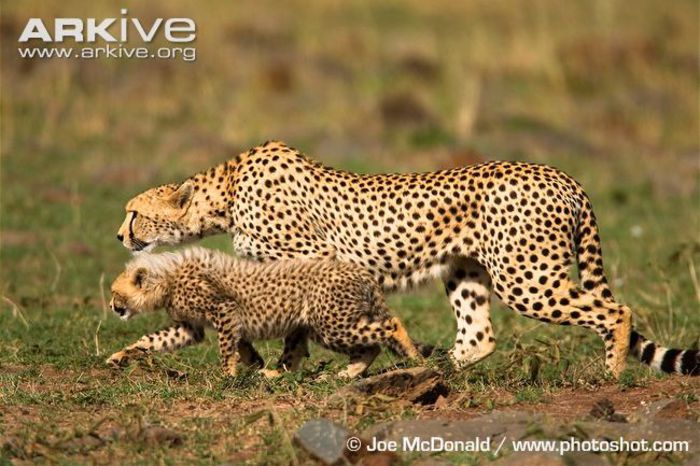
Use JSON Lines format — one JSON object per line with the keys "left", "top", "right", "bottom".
{"left": 117, "top": 181, "right": 198, "bottom": 252}
{"left": 110, "top": 266, "right": 166, "bottom": 320}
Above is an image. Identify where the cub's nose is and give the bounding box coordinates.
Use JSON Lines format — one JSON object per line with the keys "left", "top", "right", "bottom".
{"left": 114, "top": 306, "right": 126, "bottom": 316}
{"left": 116, "top": 233, "right": 124, "bottom": 242}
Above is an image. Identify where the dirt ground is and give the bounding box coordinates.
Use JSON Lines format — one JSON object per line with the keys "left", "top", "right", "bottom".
{"left": 2, "top": 364, "right": 698, "bottom": 464}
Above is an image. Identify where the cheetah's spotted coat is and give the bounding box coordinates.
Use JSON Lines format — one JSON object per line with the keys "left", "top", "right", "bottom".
{"left": 107, "top": 247, "right": 421, "bottom": 378}
{"left": 116, "top": 141, "right": 699, "bottom": 378}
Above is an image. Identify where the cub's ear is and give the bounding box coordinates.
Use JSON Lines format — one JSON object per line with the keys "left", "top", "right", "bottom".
{"left": 133, "top": 267, "right": 148, "bottom": 288}
{"left": 167, "top": 181, "right": 194, "bottom": 209}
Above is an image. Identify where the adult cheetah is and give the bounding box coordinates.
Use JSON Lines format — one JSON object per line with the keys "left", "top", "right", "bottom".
{"left": 117, "top": 141, "right": 699, "bottom": 378}
{"left": 107, "top": 247, "right": 422, "bottom": 378}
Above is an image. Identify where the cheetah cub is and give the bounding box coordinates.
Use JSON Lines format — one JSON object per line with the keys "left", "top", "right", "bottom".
{"left": 107, "top": 247, "right": 422, "bottom": 378}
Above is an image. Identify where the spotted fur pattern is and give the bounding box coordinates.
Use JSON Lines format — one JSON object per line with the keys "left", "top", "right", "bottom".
{"left": 117, "top": 141, "right": 699, "bottom": 378}
{"left": 107, "top": 247, "right": 421, "bottom": 378}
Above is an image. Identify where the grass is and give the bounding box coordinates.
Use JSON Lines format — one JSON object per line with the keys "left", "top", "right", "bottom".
{"left": 1, "top": 0, "right": 699, "bottom": 464}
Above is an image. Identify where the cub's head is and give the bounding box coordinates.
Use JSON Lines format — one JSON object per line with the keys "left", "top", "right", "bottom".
{"left": 117, "top": 181, "right": 196, "bottom": 252}
{"left": 110, "top": 265, "right": 166, "bottom": 320}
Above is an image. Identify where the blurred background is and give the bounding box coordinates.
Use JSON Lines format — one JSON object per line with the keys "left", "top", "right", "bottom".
{"left": 1, "top": 0, "right": 698, "bottom": 374}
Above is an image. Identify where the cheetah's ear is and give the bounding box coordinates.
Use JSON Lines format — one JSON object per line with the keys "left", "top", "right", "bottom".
{"left": 167, "top": 181, "right": 194, "bottom": 209}
{"left": 133, "top": 267, "right": 148, "bottom": 288}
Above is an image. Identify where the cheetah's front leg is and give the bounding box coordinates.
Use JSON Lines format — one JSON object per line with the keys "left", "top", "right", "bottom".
{"left": 107, "top": 323, "right": 205, "bottom": 367}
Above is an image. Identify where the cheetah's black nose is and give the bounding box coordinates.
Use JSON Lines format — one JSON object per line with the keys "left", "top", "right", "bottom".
{"left": 117, "top": 233, "right": 124, "bottom": 242}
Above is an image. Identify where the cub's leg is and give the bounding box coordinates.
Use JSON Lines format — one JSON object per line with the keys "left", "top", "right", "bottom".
{"left": 338, "top": 346, "right": 381, "bottom": 378}
{"left": 238, "top": 341, "right": 264, "bottom": 369}
{"left": 324, "top": 316, "right": 422, "bottom": 378}
{"left": 211, "top": 305, "right": 244, "bottom": 377}
{"left": 216, "top": 328, "right": 243, "bottom": 377}
{"left": 106, "top": 322, "right": 205, "bottom": 367}
{"left": 276, "top": 328, "right": 310, "bottom": 372}
{"left": 383, "top": 316, "right": 422, "bottom": 360}
{"left": 443, "top": 257, "right": 496, "bottom": 367}
{"left": 315, "top": 280, "right": 423, "bottom": 377}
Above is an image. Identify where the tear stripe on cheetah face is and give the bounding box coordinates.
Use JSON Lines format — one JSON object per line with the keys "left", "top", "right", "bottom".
{"left": 116, "top": 182, "right": 228, "bottom": 252}
{"left": 106, "top": 247, "right": 423, "bottom": 377}
{"left": 118, "top": 140, "right": 699, "bottom": 378}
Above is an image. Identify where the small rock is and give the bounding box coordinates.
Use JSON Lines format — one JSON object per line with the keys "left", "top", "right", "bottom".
{"left": 352, "top": 367, "right": 449, "bottom": 405}
{"left": 589, "top": 398, "right": 627, "bottom": 423}
{"left": 295, "top": 419, "right": 399, "bottom": 465}
{"left": 294, "top": 419, "right": 349, "bottom": 465}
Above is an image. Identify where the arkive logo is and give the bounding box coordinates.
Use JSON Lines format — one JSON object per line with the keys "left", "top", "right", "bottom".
{"left": 16, "top": 9, "right": 197, "bottom": 62}
{"left": 18, "top": 9, "right": 196, "bottom": 43}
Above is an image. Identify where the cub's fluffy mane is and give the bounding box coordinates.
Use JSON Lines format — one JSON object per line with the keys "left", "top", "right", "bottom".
{"left": 124, "top": 247, "right": 332, "bottom": 281}
{"left": 126, "top": 247, "right": 235, "bottom": 278}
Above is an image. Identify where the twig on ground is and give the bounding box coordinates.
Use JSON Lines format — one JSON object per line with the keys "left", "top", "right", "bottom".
{"left": 99, "top": 272, "right": 108, "bottom": 318}
{"left": 49, "top": 250, "right": 62, "bottom": 293}
{"left": 94, "top": 319, "right": 102, "bottom": 356}
{"left": 687, "top": 257, "right": 700, "bottom": 304}
{"left": 2, "top": 295, "right": 29, "bottom": 328}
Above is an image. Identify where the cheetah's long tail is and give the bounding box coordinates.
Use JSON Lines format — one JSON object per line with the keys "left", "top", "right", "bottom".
{"left": 575, "top": 193, "right": 698, "bottom": 376}
{"left": 629, "top": 330, "right": 699, "bottom": 376}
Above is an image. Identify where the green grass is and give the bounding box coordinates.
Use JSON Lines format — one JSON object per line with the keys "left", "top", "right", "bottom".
{"left": 1, "top": 0, "right": 699, "bottom": 464}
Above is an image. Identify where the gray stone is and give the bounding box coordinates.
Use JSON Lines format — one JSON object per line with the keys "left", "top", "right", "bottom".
{"left": 294, "top": 419, "right": 349, "bottom": 465}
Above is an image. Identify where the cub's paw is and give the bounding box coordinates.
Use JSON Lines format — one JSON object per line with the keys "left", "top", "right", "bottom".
{"left": 259, "top": 368, "right": 281, "bottom": 379}
{"left": 106, "top": 351, "right": 130, "bottom": 368}
{"left": 337, "top": 367, "right": 364, "bottom": 379}
{"left": 106, "top": 347, "right": 146, "bottom": 368}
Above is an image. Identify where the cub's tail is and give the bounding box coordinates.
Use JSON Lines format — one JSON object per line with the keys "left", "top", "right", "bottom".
{"left": 629, "top": 330, "right": 699, "bottom": 375}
